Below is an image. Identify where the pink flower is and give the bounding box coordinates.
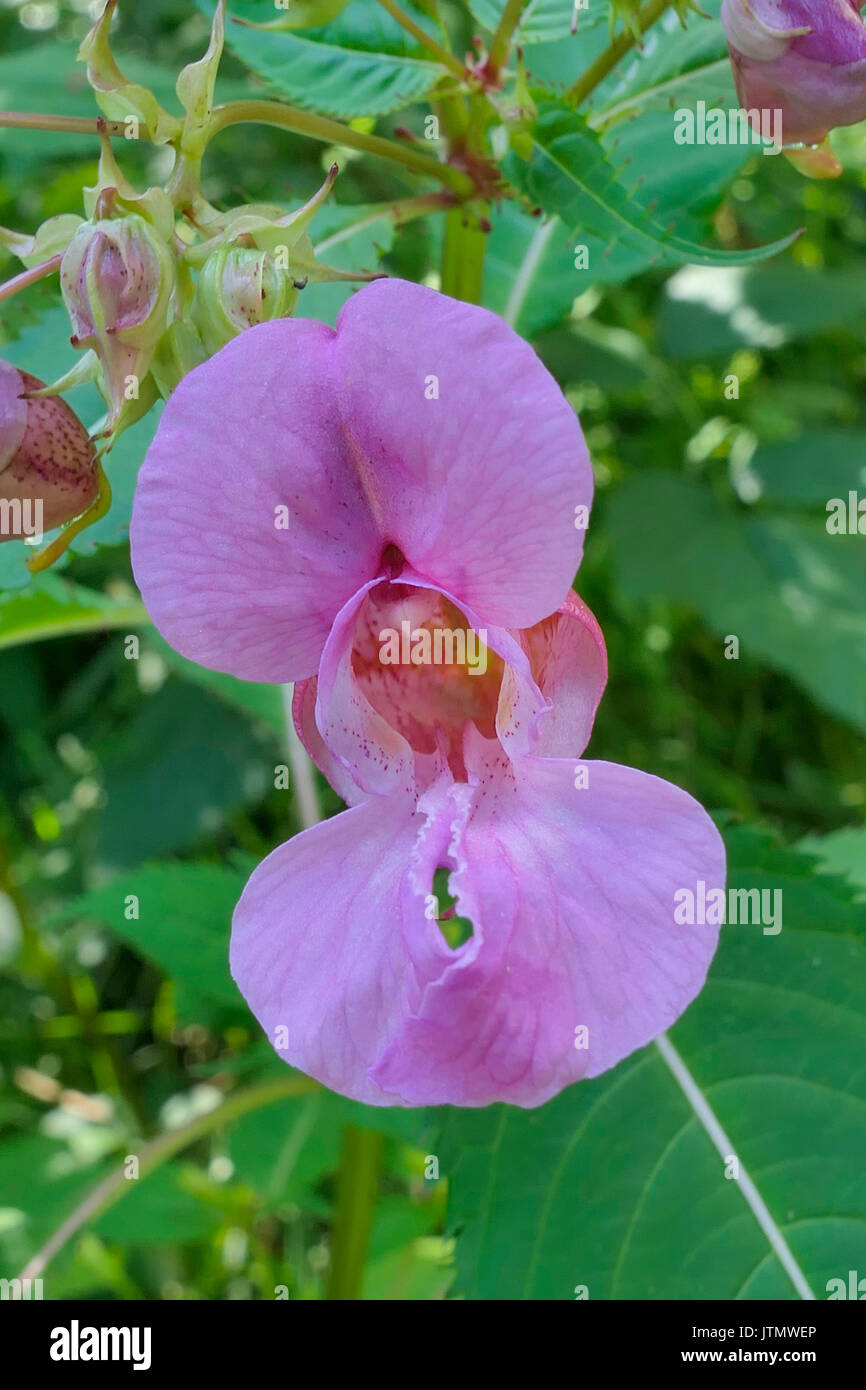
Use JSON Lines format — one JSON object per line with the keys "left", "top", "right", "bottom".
{"left": 0, "top": 360, "right": 97, "bottom": 535}
{"left": 130, "top": 280, "right": 725, "bottom": 1108}
{"left": 721, "top": 0, "right": 866, "bottom": 146}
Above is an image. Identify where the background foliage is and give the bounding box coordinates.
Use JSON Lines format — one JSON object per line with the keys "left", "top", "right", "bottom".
{"left": 0, "top": 0, "right": 864, "bottom": 1300}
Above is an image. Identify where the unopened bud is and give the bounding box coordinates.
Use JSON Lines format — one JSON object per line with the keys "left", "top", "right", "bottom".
{"left": 192, "top": 245, "right": 299, "bottom": 356}
{"left": 60, "top": 205, "right": 175, "bottom": 425}
{"left": 721, "top": 0, "right": 866, "bottom": 148}
{"left": 0, "top": 361, "right": 97, "bottom": 538}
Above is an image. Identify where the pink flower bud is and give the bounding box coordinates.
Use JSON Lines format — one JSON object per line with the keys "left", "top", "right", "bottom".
{"left": 60, "top": 203, "right": 174, "bottom": 424}
{"left": 0, "top": 361, "right": 97, "bottom": 538}
{"left": 721, "top": 0, "right": 866, "bottom": 146}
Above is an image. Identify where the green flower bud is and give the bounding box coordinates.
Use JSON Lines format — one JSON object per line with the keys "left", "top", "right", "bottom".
{"left": 192, "top": 244, "right": 300, "bottom": 356}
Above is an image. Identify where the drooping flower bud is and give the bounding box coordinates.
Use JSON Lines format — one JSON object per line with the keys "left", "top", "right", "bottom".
{"left": 0, "top": 361, "right": 97, "bottom": 540}
{"left": 192, "top": 244, "right": 300, "bottom": 357}
{"left": 721, "top": 0, "right": 866, "bottom": 147}
{"left": 60, "top": 196, "right": 175, "bottom": 428}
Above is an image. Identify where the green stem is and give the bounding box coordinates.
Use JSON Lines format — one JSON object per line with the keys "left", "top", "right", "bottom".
{"left": 566, "top": 0, "right": 673, "bottom": 106}
{"left": 0, "top": 254, "right": 61, "bottom": 305}
{"left": 18, "top": 1075, "right": 318, "bottom": 1280}
{"left": 485, "top": 0, "right": 527, "bottom": 78}
{"left": 441, "top": 208, "right": 486, "bottom": 303}
{"left": 0, "top": 111, "right": 130, "bottom": 138}
{"left": 326, "top": 1125, "right": 384, "bottom": 1300}
{"left": 373, "top": 0, "right": 466, "bottom": 79}
{"left": 207, "top": 101, "right": 474, "bottom": 197}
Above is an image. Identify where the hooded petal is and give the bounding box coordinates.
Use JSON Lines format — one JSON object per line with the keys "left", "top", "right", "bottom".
{"left": 333, "top": 279, "right": 592, "bottom": 630}
{"left": 310, "top": 569, "right": 545, "bottom": 795}
{"left": 374, "top": 744, "right": 727, "bottom": 1107}
{"left": 131, "top": 280, "right": 592, "bottom": 683}
{"left": 501, "top": 588, "right": 607, "bottom": 760}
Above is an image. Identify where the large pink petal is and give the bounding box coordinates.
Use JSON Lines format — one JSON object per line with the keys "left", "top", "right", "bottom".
{"left": 232, "top": 740, "right": 724, "bottom": 1109}
{"left": 130, "top": 318, "right": 384, "bottom": 681}
{"left": 333, "top": 279, "right": 592, "bottom": 629}
{"left": 131, "top": 281, "right": 592, "bottom": 682}
{"left": 374, "top": 743, "right": 726, "bottom": 1107}
{"left": 229, "top": 783, "right": 462, "bottom": 1106}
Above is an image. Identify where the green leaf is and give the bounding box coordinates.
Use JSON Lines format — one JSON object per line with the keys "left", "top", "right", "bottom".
{"left": 146, "top": 631, "right": 284, "bottom": 738}
{"left": 607, "top": 473, "right": 866, "bottom": 731}
{"left": 660, "top": 266, "right": 866, "bottom": 359}
{"left": 0, "top": 41, "right": 246, "bottom": 163}
{"left": 485, "top": 106, "right": 752, "bottom": 333}
{"left": 506, "top": 101, "right": 798, "bottom": 274}
{"left": 750, "top": 431, "right": 866, "bottom": 509}
{"left": 484, "top": 206, "right": 578, "bottom": 337}
{"left": 93, "top": 1164, "right": 222, "bottom": 1245}
{"left": 596, "top": 1, "right": 734, "bottom": 122}
{"left": 0, "top": 575, "right": 147, "bottom": 650}
{"left": 53, "top": 861, "right": 249, "bottom": 1022}
{"left": 214, "top": 0, "right": 447, "bottom": 117}
{"left": 469, "top": 0, "right": 602, "bottom": 44}
{"left": 444, "top": 827, "right": 866, "bottom": 1299}
{"left": 92, "top": 682, "right": 273, "bottom": 868}
{"left": 305, "top": 200, "right": 397, "bottom": 325}
{"left": 0, "top": 1133, "right": 112, "bottom": 1270}
{"left": 800, "top": 828, "right": 866, "bottom": 901}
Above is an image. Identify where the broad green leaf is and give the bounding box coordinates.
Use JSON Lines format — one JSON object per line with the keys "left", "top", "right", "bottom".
{"left": 214, "top": 0, "right": 447, "bottom": 117}
{"left": 229, "top": 1088, "right": 439, "bottom": 1213}
{"left": 607, "top": 473, "right": 866, "bottom": 731}
{"left": 53, "top": 861, "right": 249, "bottom": 1022}
{"left": 0, "top": 574, "right": 146, "bottom": 650}
{"left": 146, "top": 631, "right": 285, "bottom": 738}
{"left": 93, "top": 1163, "right": 222, "bottom": 1245}
{"left": 800, "top": 828, "right": 866, "bottom": 901}
{"left": 750, "top": 431, "right": 866, "bottom": 509}
{"left": 469, "top": 0, "right": 603, "bottom": 44}
{"left": 305, "top": 199, "right": 397, "bottom": 325}
{"left": 486, "top": 107, "right": 751, "bottom": 332}
{"left": 505, "top": 101, "right": 798, "bottom": 274}
{"left": 0, "top": 41, "right": 247, "bottom": 163}
{"left": 92, "top": 682, "right": 273, "bottom": 868}
{"left": 596, "top": 1, "right": 734, "bottom": 122}
{"left": 444, "top": 828, "right": 866, "bottom": 1300}
{"left": 660, "top": 266, "right": 866, "bottom": 359}
{"left": 484, "top": 206, "right": 577, "bottom": 336}
{"left": 0, "top": 1133, "right": 113, "bottom": 1271}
